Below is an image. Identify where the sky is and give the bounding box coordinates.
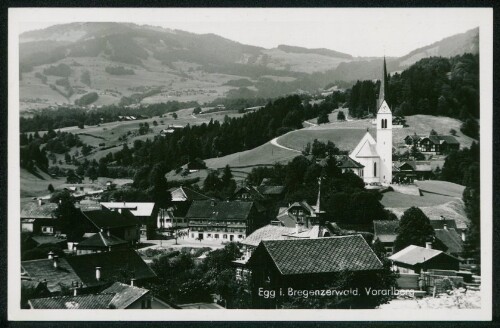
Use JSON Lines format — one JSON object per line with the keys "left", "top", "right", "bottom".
{"left": 13, "top": 8, "right": 486, "bottom": 57}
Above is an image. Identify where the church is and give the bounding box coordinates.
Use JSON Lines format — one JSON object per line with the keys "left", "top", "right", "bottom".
{"left": 349, "top": 58, "right": 393, "bottom": 185}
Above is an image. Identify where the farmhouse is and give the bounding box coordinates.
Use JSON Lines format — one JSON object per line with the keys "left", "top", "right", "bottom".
{"left": 185, "top": 200, "right": 260, "bottom": 241}
{"left": 75, "top": 230, "right": 129, "bottom": 255}
{"left": 80, "top": 207, "right": 140, "bottom": 244}
{"left": 405, "top": 134, "right": 460, "bottom": 155}
{"left": 101, "top": 202, "right": 157, "bottom": 237}
{"left": 350, "top": 58, "right": 392, "bottom": 185}
{"left": 389, "top": 244, "right": 460, "bottom": 274}
{"left": 21, "top": 200, "right": 59, "bottom": 235}
{"left": 274, "top": 201, "right": 317, "bottom": 228}
{"left": 165, "top": 186, "right": 212, "bottom": 229}
{"left": 392, "top": 160, "right": 433, "bottom": 181}
{"left": 246, "top": 235, "right": 383, "bottom": 308}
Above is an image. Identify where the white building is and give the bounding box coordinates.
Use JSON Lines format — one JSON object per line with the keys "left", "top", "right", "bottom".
{"left": 350, "top": 58, "right": 393, "bottom": 185}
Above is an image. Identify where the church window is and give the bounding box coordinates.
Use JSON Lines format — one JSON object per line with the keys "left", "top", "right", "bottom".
{"left": 373, "top": 162, "right": 377, "bottom": 177}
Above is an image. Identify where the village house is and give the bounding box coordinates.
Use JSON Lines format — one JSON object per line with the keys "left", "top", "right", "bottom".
{"left": 246, "top": 235, "right": 383, "bottom": 308}
{"left": 388, "top": 243, "right": 460, "bottom": 274}
{"left": 185, "top": 200, "right": 260, "bottom": 242}
{"left": 164, "top": 186, "right": 212, "bottom": 230}
{"left": 101, "top": 202, "right": 157, "bottom": 237}
{"left": 373, "top": 220, "right": 399, "bottom": 255}
{"left": 75, "top": 230, "right": 129, "bottom": 255}
{"left": 79, "top": 206, "right": 140, "bottom": 245}
{"left": 274, "top": 201, "right": 317, "bottom": 227}
{"left": 21, "top": 200, "right": 59, "bottom": 235}
{"left": 392, "top": 160, "right": 433, "bottom": 182}
{"left": 404, "top": 134, "right": 460, "bottom": 155}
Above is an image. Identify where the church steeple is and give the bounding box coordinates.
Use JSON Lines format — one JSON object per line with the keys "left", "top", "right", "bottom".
{"left": 378, "top": 57, "right": 388, "bottom": 110}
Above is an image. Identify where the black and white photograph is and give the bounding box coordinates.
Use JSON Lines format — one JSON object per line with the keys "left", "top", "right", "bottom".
{"left": 7, "top": 7, "right": 493, "bottom": 321}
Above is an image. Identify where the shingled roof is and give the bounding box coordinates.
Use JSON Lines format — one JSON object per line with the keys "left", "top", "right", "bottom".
{"left": 389, "top": 245, "right": 458, "bottom": 266}
{"left": 28, "top": 293, "right": 115, "bottom": 309}
{"left": 333, "top": 155, "right": 364, "bottom": 169}
{"left": 101, "top": 202, "right": 156, "bottom": 217}
{"left": 81, "top": 207, "right": 139, "bottom": 229}
{"left": 77, "top": 231, "right": 128, "bottom": 248}
{"left": 185, "top": 200, "right": 254, "bottom": 220}
{"left": 103, "top": 282, "right": 149, "bottom": 309}
{"left": 373, "top": 220, "right": 399, "bottom": 243}
{"left": 241, "top": 225, "right": 296, "bottom": 247}
{"left": 435, "top": 229, "right": 463, "bottom": 255}
{"left": 169, "top": 186, "right": 212, "bottom": 202}
{"left": 256, "top": 185, "right": 285, "bottom": 196}
{"left": 65, "top": 249, "right": 156, "bottom": 287}
{"left": 21, "top": 258, "right": 83, "bottom": 293}
{"left": 21, "top": 202, "right": 58, "bottom": 219}
{"left": 254, "top": 235, "right": 383, "bottom": 275}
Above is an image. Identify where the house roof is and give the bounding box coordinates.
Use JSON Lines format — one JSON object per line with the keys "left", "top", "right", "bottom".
{"left": 233, "top": 186, "right": 265, "bottom": 200}
{"left": 435, "top": 229, "right": 464, "bottom": 255}
{"left": 256, "top": 185, "right": 285, "bottom": 196}
{"left": 21, "top": 258, "right": 84, "bottom": 293}
{"left": 65, "top": 249, "right": 156, "bottom": 287}
{"left": 20, "top": 202, "right": 58, "bottom": 219}
{"left": 101, "top": 202, "right": 155, "bottom": 217}
{"left": 28, "top": 293, "right": 115, "bottom": 309}
{"left": 169, "top": 186, "right": 211, "bottom": 202}
{"left": 421, "top": 135, "right": 459, "bottom": 145}
{"left": 185, "top": 200, "right": 254, "bottom": 220}
{"left": 241, "top": 225, "right": 297, "bottom": 247}
{"left": 333, "top": 155, "right": 365, "bottom": 169}
{"left": 102, "top": 282, "right": 149, "bottom": 309}
{"left": 284, "top": 225, "right": 320, "bottom": 239}
{"left": 393, "top": 161, "right": 432, "bottom": 172}
{"left": 31, "top": 235, "right": 67, "bottom": 246}
{"left": 255, "top": 235, "right": 383, "bottom": 275}
{"left": 430, "top": 219, "right": 458, "bottom": 230}
{"left": 77, "top": 231, "right": 128, "bottom": 248}
{"left": 275, "top": 208, "right": 298, "bottom": 228}
{"left": 81, "top": 207, "right": 139, "bottom": 229}
{"left": 389, "top": 245, "right": 457, "bottom": 266}
{"left": 373, "top": 220, "right": 399, "bottom": 243}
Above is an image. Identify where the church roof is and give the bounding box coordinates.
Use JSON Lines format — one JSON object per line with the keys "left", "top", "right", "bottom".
{"left": 377, "top": 100, "right": 392, "bottom": 114}
{"left": 355, "top": 140, "right": 379, "bottom": 158}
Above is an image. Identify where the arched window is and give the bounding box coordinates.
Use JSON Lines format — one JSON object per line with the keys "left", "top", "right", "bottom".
{"left": 373, "top": 162, "right": 377, "bottom": 177}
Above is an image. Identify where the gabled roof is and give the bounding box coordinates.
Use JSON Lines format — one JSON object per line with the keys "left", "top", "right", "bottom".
{"left": 81, "top": 207, "right": 139, "bottom": 229}
{"left": 77, "top": 231, "right": 128, "bottom": 248}
{"left": 169, "top": 186, "right": 211, "bottom": 202}
{"left": 275, "top": 208, "right": 298, "bottom": 228}
{"left": 185, "top": 200, "right": 254, "bottom": 220}
{"left": 284, "top": 225, "right": 320, "bottom": 239}
{"left": 233, "top": 186, "right": 265, "bottom": 200}
{"left": 420, "top": 135, "right": 459, "bottom": 145}
{"left": 430, "top": 219, "right": 458, "bottom": 230}
{"left": 21, "top": 202, "right": 58, "bottom": 219}
{"left": 435, "top": 229, "right": 463, "bottom": 255}
{"left": 101, "top": 202, "right": 155, "bottom": 217}
{"left": 65, "top": 249, "right": 156, "bottom": 287}
{"left": 350, "top": 131, "right": 377, "bottom": 159}
{"left": 31, "top": 235, "right": 67, "bottom": 246}
{"left": 373, "top": 220, "right": 399, "bottom": 243}
{"left": 241, "top": 225, "right": 297, "bottom": 247}
{"left": 103, "top": 282, "right": 149, "bottom": 309}
{"left": 355, "top": 139, "right": 379, "bottom": 158}
{"left": 389, "top": 245, "right": 457, "bottom": 266}
{"left": 28, "top": 293, "right": 116, "bottom": 309}
{"left": 393, "top": 161, "right": 432, "bottom": 172}
{"left": 21, "top": 258, "right": 83, "bottom": 293}
{"left": 253, "top": 235, "right": 383, "bottom": 275}
{"left": 333, "top": 155, "right": 365, "bottom": 169}
{"left": 256, "top": 185, "right": 286, "bottom": 196}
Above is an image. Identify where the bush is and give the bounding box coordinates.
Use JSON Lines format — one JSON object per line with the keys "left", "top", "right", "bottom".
{"left": 105, "top": 66, "right": 135, "bottom": 75}
{"left": 75, "top": 92, "right": 99, "bottom": 106}
{"left": 43, "top": 63, "right": 72, "bottom": 77}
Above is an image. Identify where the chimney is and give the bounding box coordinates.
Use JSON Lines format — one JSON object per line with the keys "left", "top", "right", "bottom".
{"left": 95, "top": 267, "right": 101, "bottom": 281}
{"left": 425, "top": 242, "right": 432, "bottom": 249}
{"left": 73, "top": 282, "right": 80, "bottom": 296}
{"left": 130, "top": 278, "right": 136, "bottom": 287}
{"left": 461, "top": 231, "right": 466, "bottom": 242}
{"left": 211, "top": 200, "right": 215, "bottom": 207}
{"left": 37, "top": 199, "right": 43, "bottom": 206}
{"left": 443, "top": 224, "right": 447, "bottom": 230}
{"left": 52, "top": 255, "right": 59, "bottom": 269}
{"left": 47, "top": 251, "right": 54, "bottom": 260}
{"left": 295, "top": 222, "right": 300, "bottom": 234}
{"left": 107, "top": 228, "right": 111, "bottom": 237}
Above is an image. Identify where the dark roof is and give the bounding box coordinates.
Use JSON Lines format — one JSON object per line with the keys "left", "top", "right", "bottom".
{"left": 21, "top": 258, "right": 83, "bottom": 293}
{"left": 435, "top": 229, "right": 464, "bottom": 255}
{"left": 65, "top": 249, "right": 156, "bottom": 287}
{"left": 81, "top": 207, "right": 139, "bottom": 229}
{"left": 77, "top": 231, "right": 128, "bottom": 248}
{"left": 333, "top": 155, "right": 364, "bottom": 169}
{"left": 31, "top": 235, "right": 67, "bottom": 246}
{"left": 373, "top": 220, "right": 399, "bottom": 243}
{"left": 102, "top": 282, "right": 149, "bottom": 309}
{"left": 256, "top": 185, "right": 285, "bottom": 196}
{"left": 233, "top": 186, "right": 265, "bottom": 200}
{"left": 170, "top": 186, "right": 212, "bottom": 201}
{"left": 275, "top": 208, "right": 298, "bottom": 228}
{"left": 422, "top": 135, "right": 459, "bottom": 145}
{"left": 430, "top": 219, "right": 458, "bottom": 230}
{"left": 185, "top": 200, "right": 254, "bottom": 220}
{"left": 177, "top": 303, "right": 225, "bottom": 309}
{"left": 21, "top": 202, "right": 58, "bottom": 219}
{"left": 28, "top": 293, "right": 115, "bottom": 309}
{"left": 254, "top": 235, "right": 383, "bottom": 275}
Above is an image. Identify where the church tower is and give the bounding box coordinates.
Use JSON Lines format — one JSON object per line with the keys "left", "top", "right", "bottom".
{"left": 376, "top": 57, "right": 393, "bottom": 185}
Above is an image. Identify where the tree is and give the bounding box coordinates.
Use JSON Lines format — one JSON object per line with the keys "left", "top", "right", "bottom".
{"left": 47, "top": 184, "right": 55, "bottom": 193}
{"left": 193, "top": 107, "right": 202, "bottom": 115}
{"left": 393, "top": 207, "right": 435, "bottom": 252}
{"left": 53, "top": 191, "right": 86, "bottom": 241}
{"left": 460, "top": 118, "right": 479, "bottom": 139}
{"left": 87, "top": 166, "right": 98, "bottom": 182}
{"left": 337, "top": 110, "right": 346, "bottom": 121}
{"left": 449, "top": 128, "right": 457, "bottom": 136}
{"left": 317, "top": 111, "right": 330, "bottom": 124}
{"left": 172, "top": 112, "right": 178, "bottom": 120}
{"left": 430, "top": 129, "right": 438, "bottom": 136}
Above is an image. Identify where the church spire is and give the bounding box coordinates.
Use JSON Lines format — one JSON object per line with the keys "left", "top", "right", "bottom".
{"left": 378, "top": 56, "right": 388, "bottom": 109}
